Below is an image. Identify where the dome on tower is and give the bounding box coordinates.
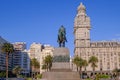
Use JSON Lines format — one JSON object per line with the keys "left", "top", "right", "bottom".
{"left": 77, "top": 2, "right": 86, "bottom": 11}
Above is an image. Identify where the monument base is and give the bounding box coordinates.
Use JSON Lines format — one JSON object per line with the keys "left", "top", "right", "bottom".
{"left": 42, "top": 71, "right": 80, "bottom": 80}
{"left": 52, "top": 47, "right": 70, "bottom": 70}
{"left": 51, "top": 62, "right": 70, "bottom": 71}
{"left": 41, "top": 47, "right": 80, "bottom": 80}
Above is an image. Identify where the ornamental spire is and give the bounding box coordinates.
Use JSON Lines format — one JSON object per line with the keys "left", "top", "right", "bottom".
{"left": 77, "top": 2, "right": 86, "bottom": 15}
{"left": 78, "top": 2, "right": 86, "bottom": 11}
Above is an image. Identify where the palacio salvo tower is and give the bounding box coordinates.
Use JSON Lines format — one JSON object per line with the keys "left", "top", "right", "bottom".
{"left": 74, "top": 3, "right": 91, "bottom": 56}
{"left": 74, "top": 3, "right": 120, "bottom": 72}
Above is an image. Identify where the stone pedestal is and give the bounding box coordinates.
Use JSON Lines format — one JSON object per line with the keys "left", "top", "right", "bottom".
{"left": 42, "top": 47, "right": 80, "bottom": 80}
{"left": 42, "top": 71, "right": 80, "bottom": 80}
{"left": 53, "top": 47, "right": 69, "bottom": 56}
{"left": 51, "top": 47, "right": 70, "bottom": 70}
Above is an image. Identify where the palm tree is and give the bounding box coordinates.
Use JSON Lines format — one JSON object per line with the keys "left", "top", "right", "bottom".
{"left": 73, "top": 56, "right": 85, "bottom": 79}
{"left": 1, "top": 43, "right": 14, "bottom": 79}
{"left": 83, "top": 59, "right": 88, "bottom": 72}
{"left": 113, "top": 68, "right": 120, "bottom": 80}
{"left": 72, "top": 56, "right": 80, "bottom": 71}
{"left": 31, "top": 58, "right": 40, "bottom": 78}
{"left": 12, "top": 66, "right": 22, "bottom": 78}
{"left": 89, "top": 56, "right": 98, "bottom": 75}
{"left": 43, "top": 55, "right": 53, "bottom": 71}
{"left": 78, "top": 57, "right": 84, "bottom": 79}
{"left": 42, "top": 64, "right": 47, "bottom": 71}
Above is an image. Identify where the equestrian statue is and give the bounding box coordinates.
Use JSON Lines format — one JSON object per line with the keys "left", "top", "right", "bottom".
{"left": 57, "top": 25, "right": 67, "bottom": 47}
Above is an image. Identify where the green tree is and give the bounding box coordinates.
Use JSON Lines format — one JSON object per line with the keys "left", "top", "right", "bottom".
{"left": 43, "top": 55, "right": 53, "bottom": 71}
{"left": 113, "top": 68, "right": 120, "bottom": 80}
{"left": 36, "top": 74, "right": 42, "bottom": 79}
{"left": 72, "top": 56, "right": 80, "bottom": 71}
{"left": 89, "top": 56, "right": 98, "bottom": 74}
{"left": 0, "top": 72, "right": 6, "bottom": 78}
{"left": 42, "top": 64, "right": 47, "bottom": 70}
{"left": 1, "top": 43, "right": 14, "bottom": 79}
{"left": 31, "top": 58, "right": 40, "bottom": 78}
{"left": 73, "top": 56, "right": 86, "bottom": 79}
{"left": 83, "top": 59, "right": 88, "bottom": 72}
{"left": 12, "top": 66, "right": 22, "bottom": 78}
{"left": 78, "top": 57, "right": 84, "bottom": 79}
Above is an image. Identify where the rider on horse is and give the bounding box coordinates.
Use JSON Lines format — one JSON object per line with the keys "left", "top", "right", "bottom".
{"left": 57, "top": 25, "right": 67, "bottom": 47}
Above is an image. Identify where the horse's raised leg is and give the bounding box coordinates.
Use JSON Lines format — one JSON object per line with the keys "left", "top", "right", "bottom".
{"left": 59, "top": 43, "right": 61, "bottom": 47}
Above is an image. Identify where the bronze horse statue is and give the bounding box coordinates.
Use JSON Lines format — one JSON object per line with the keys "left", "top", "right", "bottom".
{"left": 57, "top": 25, "right": 67, "bottom": 47}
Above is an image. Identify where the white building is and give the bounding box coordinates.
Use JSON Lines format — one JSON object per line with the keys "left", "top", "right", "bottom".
{"left": 13, "top": 42, "right": 26, "bottom": 51}
{"left": 40, "top": 44, "right": 54, "bottom": 73}
{"left": 74, "top": 3, "right": 120, "bottom": 73}
{"left": 29, "top": 43, "right": 54, "bottom": 73}
{"left": 29, "top": 42, "right": 42, "bottom": 60}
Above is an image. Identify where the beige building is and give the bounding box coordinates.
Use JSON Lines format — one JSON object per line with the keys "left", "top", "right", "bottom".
{"left": 74, "top": 3, "right": 120, "bottom": 73}
{"left": 29, "top": 42, "right": 42, "bottom": 60}
{"left": 40, "top": 44, "right": 54, "bottom": 73}
{"left": 29, "top": 43, "right": 54, "bottom": 73}
{"left": 29, "top": 43, "right": 42, "bottom": 73}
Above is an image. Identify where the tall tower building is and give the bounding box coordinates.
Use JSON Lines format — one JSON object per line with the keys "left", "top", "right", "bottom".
{"left": 74, "top": 3, "right": 91, "bottom": 56}
{"left": 73, "top": 3, "right": 120, "bottom": 73}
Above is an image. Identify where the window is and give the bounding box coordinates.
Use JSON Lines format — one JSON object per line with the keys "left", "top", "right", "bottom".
{"left": 107, "top": 67, "right": 110, "bottom": 70}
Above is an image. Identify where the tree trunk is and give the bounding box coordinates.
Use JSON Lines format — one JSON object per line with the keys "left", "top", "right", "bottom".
{"left": 84, "top": 67, "right": 86, "bottom": 72}
{"left": 47, "top": 64, "right": 48, "bottom": 71}
{"left": 32, "top": 66, "right": 35, "bottom": 78}
{"left": 79, "top": 66, "right": 82, "bottom": 79}
{"left": 116, "top": 73, "right": 119, "bottom": 80}
{"left": 17, "top": 74, "right": 19, "bottom": 78}
{"left": 77, "top": 66, "right": 78, "bottom": 72}
{"left": 6, "top": 53, "right": 9, "bottom": 79}
{"left": 93, "top": 67, "right": 95, "bottom": 79}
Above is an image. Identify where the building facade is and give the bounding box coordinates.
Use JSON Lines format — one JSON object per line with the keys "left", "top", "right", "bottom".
{"left": 29, "top": 43, "right": 54, "bottom": 73}
{"left": 40, "top": 44, "right": 54, "bottom": 73}
{"left": 13, "top": 42, "right": 30, "bottom": 75}
{"left": 0, "top": 36, "right": 13, "bottom": 71}
{"left": 74, "top": 3, "right": 120, "bottom": 72}
{"left": 13, "top": 42, "right": 26, "bottom": 51}
{"left": 29, "top": 42, "right": 42, "bottom": 60}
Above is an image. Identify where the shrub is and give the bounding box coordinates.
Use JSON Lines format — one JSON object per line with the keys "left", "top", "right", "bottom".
{"left": 86, "top": 78, "right": 92, "bottom": 80}
{"left": 36, "top": 74, "right": 42, "bottom": 79}
{"left": 0, "top": 72, "right": 6, "bottom": 78}
{"left": 99, "top": 74, "right": 110, "bottom": 79}
{"left": 26, "top": 78, "right": 32, "bottom": 80}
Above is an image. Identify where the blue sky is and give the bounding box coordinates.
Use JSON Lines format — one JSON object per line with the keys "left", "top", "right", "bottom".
{"left": 0, "top": 0, "right": 120, "bottom": 56}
